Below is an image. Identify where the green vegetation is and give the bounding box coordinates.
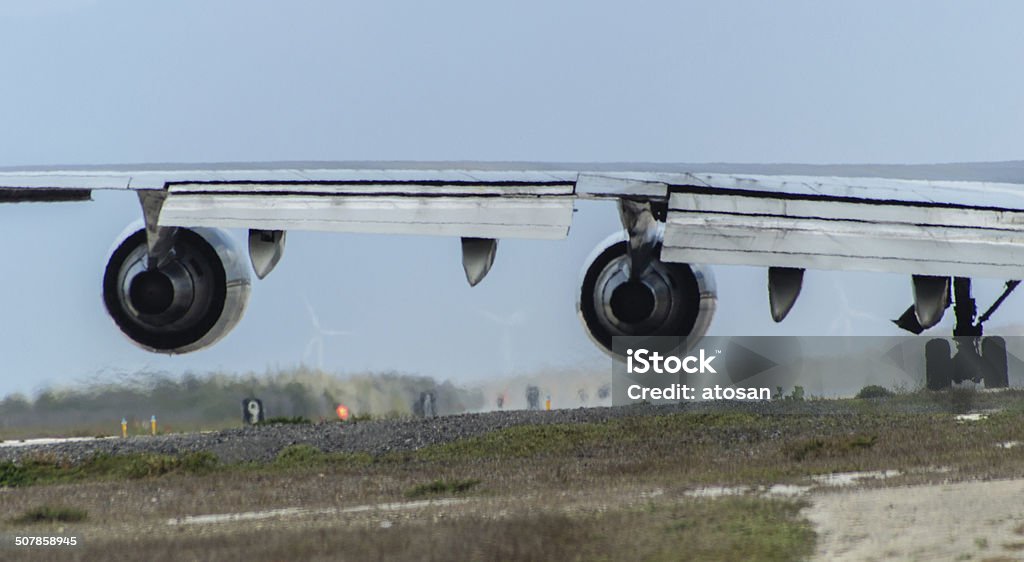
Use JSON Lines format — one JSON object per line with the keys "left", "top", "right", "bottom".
{"left": 350, "top": 411, "right": 405, "bottom": 422}
{"left": 786, "top": 434, "right": 878, "bottom": 462}
{"left": 344, "top": 496, "right": 810, "bottom": 562}
{"left": 785, "top": 386, "right": 805, "bottom": 401}
{"left": 400, "top": 412, "right": 681, "bottom": 462}
{"left": 6, "top": 391, "right": 1024, "bottom": 494}
{"left": 269, "top": 444, "right": 373, "bottom": 470}
{"left": 58, "top": 497, "right": 812, "bottom": 562}
{"left": 403, "top": 405, "right": 1024, "bottom": 488}
{"left": 856, "top": 384, "right": 895, "bottom": 399}
{"left": 273, "top": 443, "right": 325, "bottom": 465}
{"left": 412, "top": 420, "right": 623, "bottom": 461}
{"left": 12, "top": 505, "right": 88, "bottom": 524}
{"left": 256, "top": 416, "right": 312, "bottom": 426}
{"left": 405, "top": 478, "right": 481, "bottom": 498}
{"left": 646, "top": 497, "right": 815, "bottom": 562}
{"left": 410, "top": 412, "right": 760, "bottom": 462}
{"left": 0, "top": 451, "right": 218, "bottom": 487}
{"left": 0, "top": 445, "right": 377, "bottom": 488}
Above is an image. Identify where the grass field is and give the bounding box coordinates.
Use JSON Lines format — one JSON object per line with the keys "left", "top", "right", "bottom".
{"left": 3, "top": 390, "right": 1024, "bottom": 561}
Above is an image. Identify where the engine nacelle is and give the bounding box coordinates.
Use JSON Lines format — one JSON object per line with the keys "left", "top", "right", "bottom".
{"left": 103, "top": 225, "right": 251, "bottom": 353}
{"left": 578, "top": 232, "right": 716, "bottom": 357}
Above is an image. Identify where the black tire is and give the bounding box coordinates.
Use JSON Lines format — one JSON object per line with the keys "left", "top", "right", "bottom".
{"left": 952, "top": 338, "right": 986, "bottom": 384}
{"left": 982, "top": 336, "right": 1009, "bottom": 389}
{"left": 925, "top": 338, "right": 952, "bottom": 391}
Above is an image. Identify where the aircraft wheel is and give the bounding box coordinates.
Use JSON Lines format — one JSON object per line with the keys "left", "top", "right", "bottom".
{"left": 982, "top": 336, "right": 1009, "bottom": 389}
{"left": 925, "top": 338, "right": 952, "bottom": 391}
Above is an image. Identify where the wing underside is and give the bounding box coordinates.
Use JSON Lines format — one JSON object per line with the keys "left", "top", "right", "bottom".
{"left": 159, "top": 181, "right": 577, "bottom": 240}
{"left": 655, "top": 172, "right": 1024, "bottom": 279}
{"left": 2, "top": 162, "right": 1024, "bottom": 278}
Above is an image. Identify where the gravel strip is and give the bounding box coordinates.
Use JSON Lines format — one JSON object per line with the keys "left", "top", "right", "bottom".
{"left": 0, "top": 398, "right": 967, "bottom": 465}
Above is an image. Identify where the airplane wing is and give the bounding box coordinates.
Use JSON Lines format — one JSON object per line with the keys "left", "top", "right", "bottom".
{"left": 0, "top": 163, "right": 580, "bottom": 240}
{"left": 3, "top": 161, "right": 1024, "bottom": 277}
{"left": 5, "top": 160, "right": 1024, "bottom": 364}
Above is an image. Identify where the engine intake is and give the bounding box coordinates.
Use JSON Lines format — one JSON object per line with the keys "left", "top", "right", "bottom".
{"left": 578, "top": 233, "right": 716, "bottom": 356}
{"left": 103, "top": 227, "right": 251, "bottom": 353}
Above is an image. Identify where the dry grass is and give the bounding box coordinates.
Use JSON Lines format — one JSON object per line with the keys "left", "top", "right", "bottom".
{"left": 6, "top": 394, "right": 1024, "bottom": 561}
{"left": 1, "top": 498, "right": 812, "bottom": 562}
{"left": 404, "top": 478, "right": 481, "bottom": 498}
{"left": 11, "top": 505, "right": 87, "bottom": 524}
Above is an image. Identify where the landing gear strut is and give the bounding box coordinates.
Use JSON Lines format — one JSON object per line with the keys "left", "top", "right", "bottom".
{"left": 924, "top": 278, "right": 1016, "bottom": 390}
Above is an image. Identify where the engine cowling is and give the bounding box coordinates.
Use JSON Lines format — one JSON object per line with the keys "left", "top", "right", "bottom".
{"left": 578, "top": 232, "right": 716, "bottom": 356}
{"left": 103, "top": 226, "right": 251, "bottom": 353}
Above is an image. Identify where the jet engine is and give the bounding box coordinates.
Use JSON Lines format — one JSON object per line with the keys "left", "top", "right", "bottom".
{"left": 578, "top": 232, "right": 716, "bottom": 356}
{"left": 102, "top": 226, "right": 251, "bottom": 353}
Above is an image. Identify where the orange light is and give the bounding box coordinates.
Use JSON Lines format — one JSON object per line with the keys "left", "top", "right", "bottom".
{"left": 335, "top": 404, "right": 350, "bottom": 421}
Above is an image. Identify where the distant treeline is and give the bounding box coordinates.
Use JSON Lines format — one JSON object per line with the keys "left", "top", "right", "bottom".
{"left": 0, "top": 368, "right": 484, "bottom": 438}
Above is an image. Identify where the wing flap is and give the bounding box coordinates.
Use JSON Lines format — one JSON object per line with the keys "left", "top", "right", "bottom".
{"left": 159, "top": 190, "right": 574, "bottom": 240}
{"left": 663, "top": 174, "right": 1024, "bottom": 278}
{"left": 664, "top": 212, "right": 1024, "bottom": 278}
{"left": 669, "top": 192, "right": 1024, "bottom": 231}
{"left": 166, "top": 181, "right": 575, "bottom": 197}
{"left": 661, "top": 246, "right": 1021, "bottom": 279}
{"left": 664, "top": 172, "right": 1024, "bottom": 210}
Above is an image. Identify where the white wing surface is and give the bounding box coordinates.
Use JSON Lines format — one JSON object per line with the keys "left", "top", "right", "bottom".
{"left": 3, "top": 161, "right": 1024, "bottom": 276}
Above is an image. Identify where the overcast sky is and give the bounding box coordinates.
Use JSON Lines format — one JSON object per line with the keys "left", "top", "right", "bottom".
{"left": 1, "top": 1, "right": 1023, "bottom": 397}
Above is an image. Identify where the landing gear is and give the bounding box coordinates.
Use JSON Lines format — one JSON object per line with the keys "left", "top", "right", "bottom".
{"left": 982, "top": 336, "right": 1009, "bottom": 389}
{"left": 925, "top": 339, "right": 952, "bottom": 391}
{"left": 920, "top": 278, "right": 1015, "bottom": 390}
{"left": 925, "top": 336, "right": 1008, "bottom": 390}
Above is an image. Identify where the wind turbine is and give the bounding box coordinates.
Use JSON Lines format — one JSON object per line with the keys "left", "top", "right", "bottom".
{"left": 828, "top": 277, "right": 888, "bottom": 336}
{"left": 476, "top": 308, "right": 527, "bottom": 373}
{"left": 303, "top": 296, "right": 351, "bottom": 371}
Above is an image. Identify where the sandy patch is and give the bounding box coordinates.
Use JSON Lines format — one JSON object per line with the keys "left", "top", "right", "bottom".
{"left": 805, "top": 478, "right": 1024, "bottom": 561}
